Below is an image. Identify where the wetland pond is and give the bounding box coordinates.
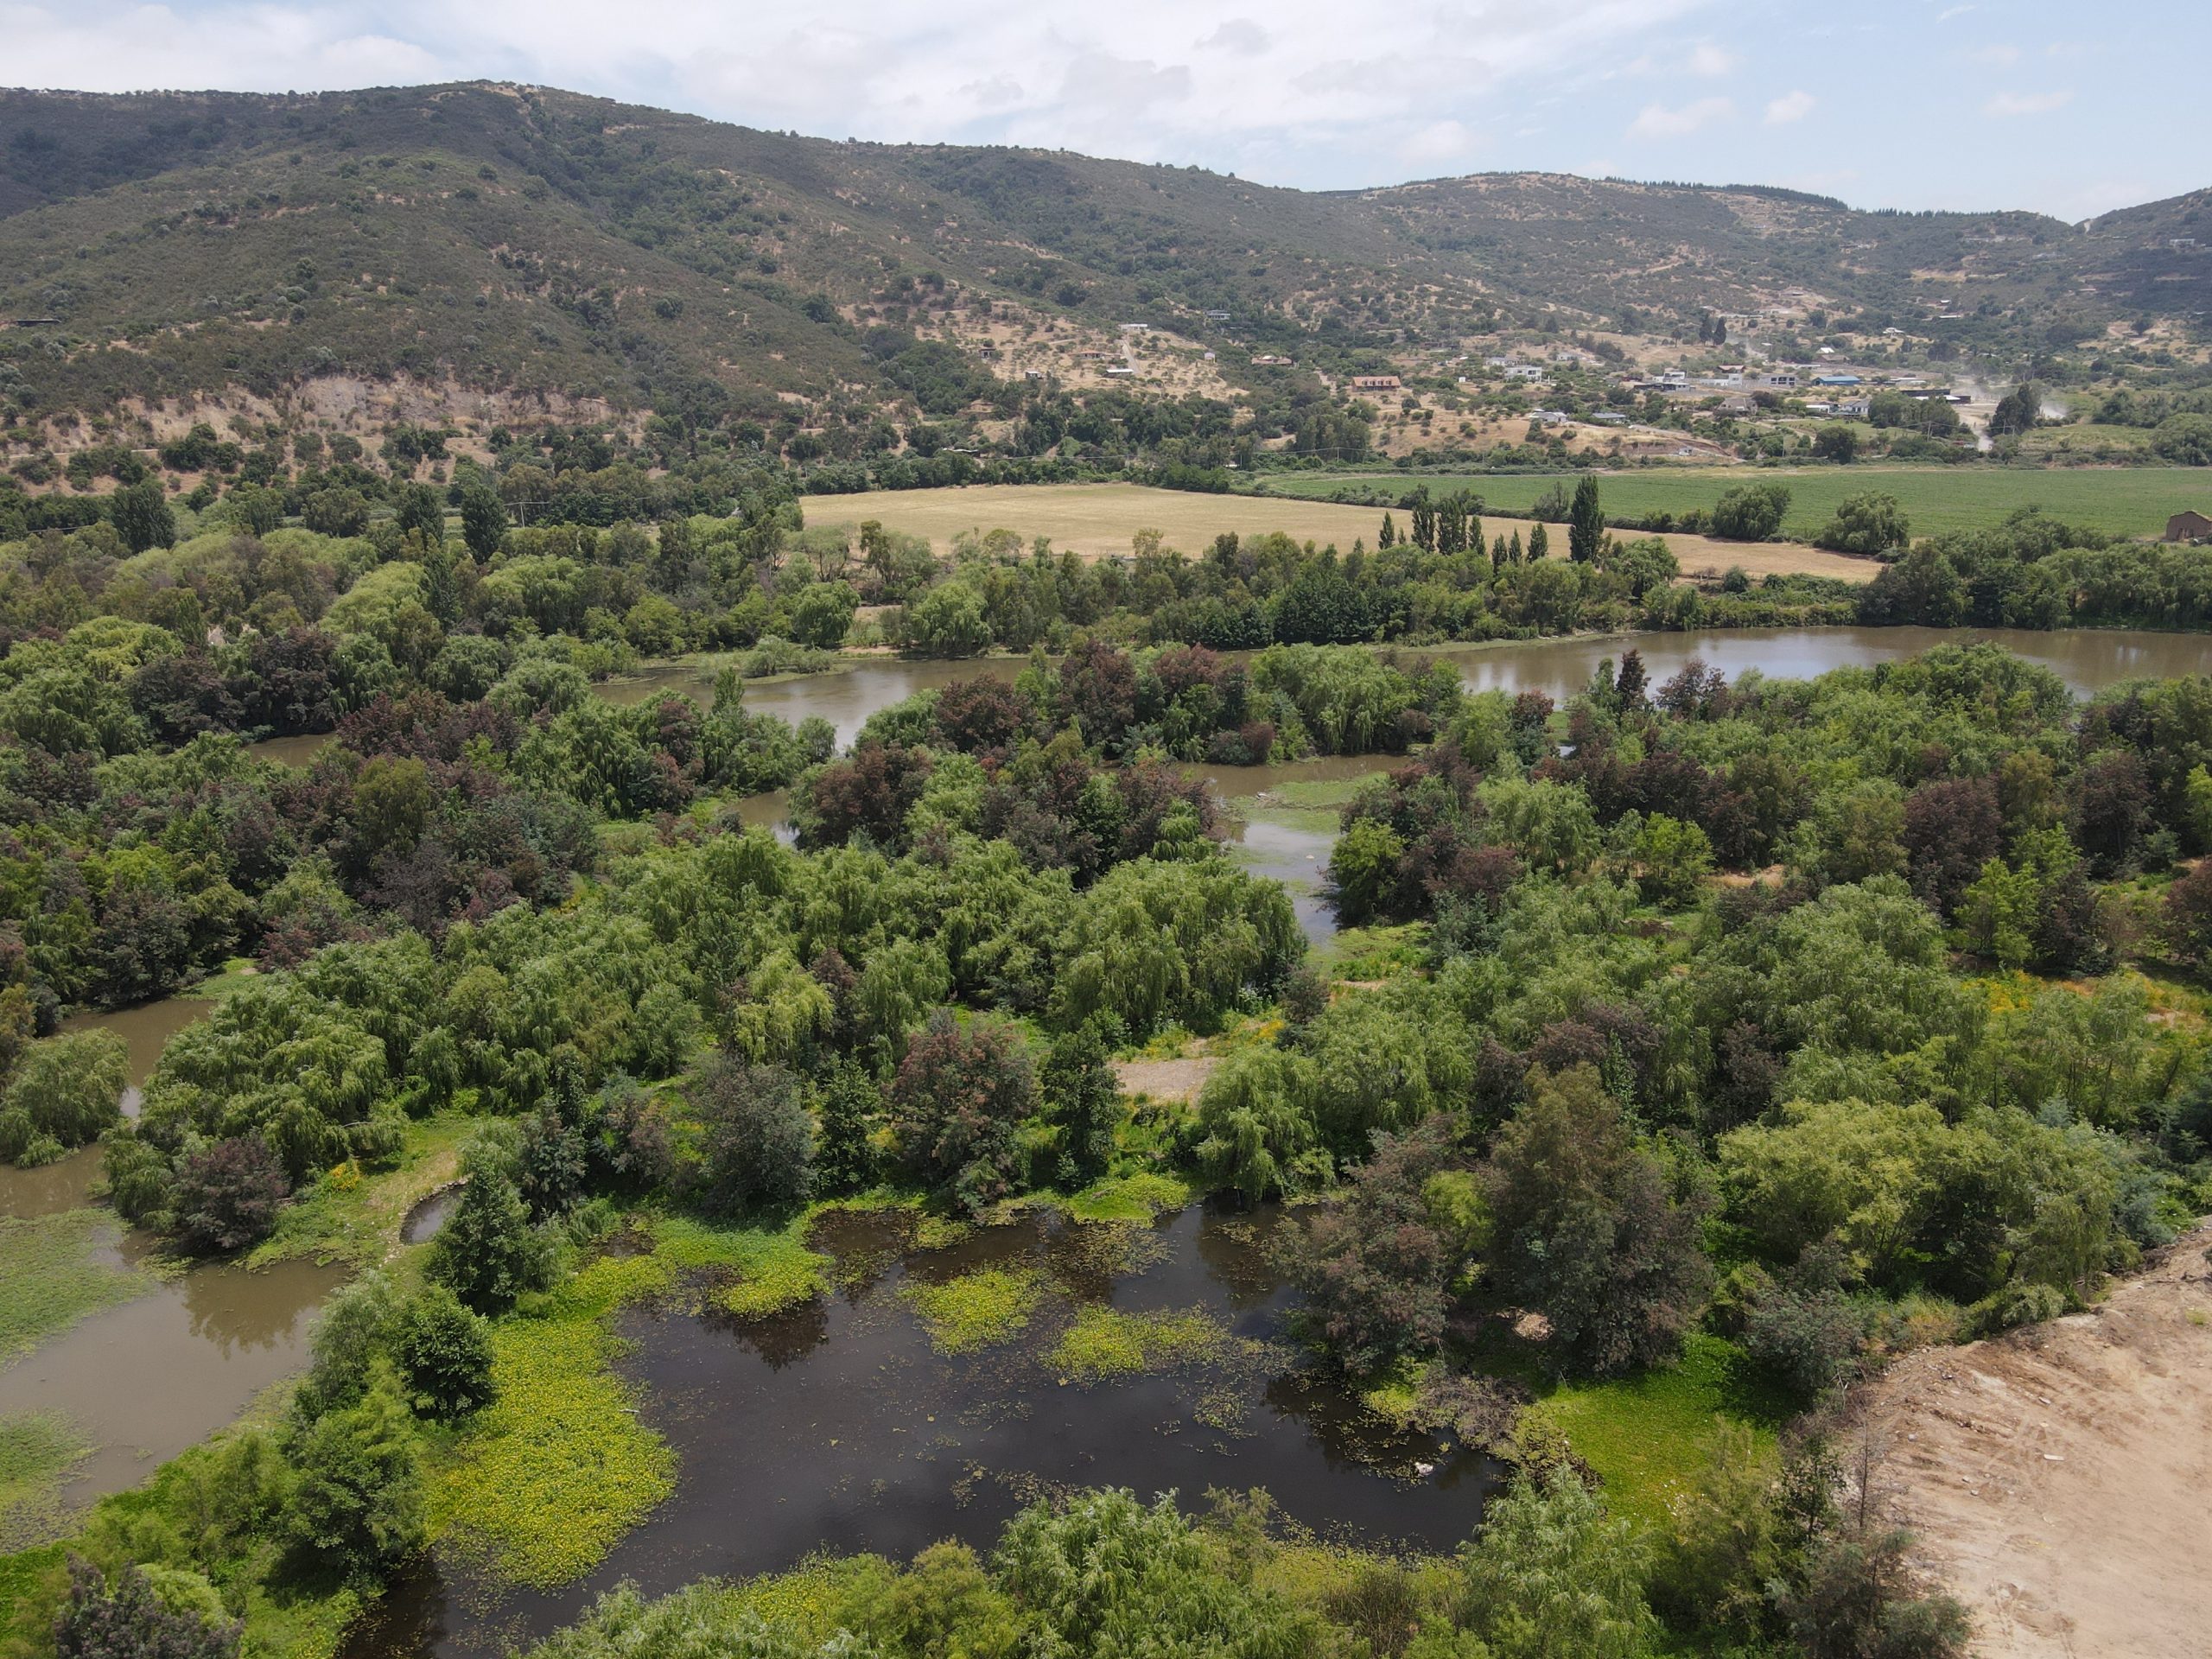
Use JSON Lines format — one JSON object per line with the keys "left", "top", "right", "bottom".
{"left": 0, "top": 988, "right": 341, "bottom": 1507}
{"left": 345, "top": 1203, "right": 1499, "bottom": 1659}
{"left": 13, "top": 621, "right": 2206, "bottom": 1602}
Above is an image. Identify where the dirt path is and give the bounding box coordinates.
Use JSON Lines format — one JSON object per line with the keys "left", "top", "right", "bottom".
{"left": 1111, "top": 1057, "right": 1217, "bottom": 1103}
{"left": 1851, "top": 1223, "right": 2212, "bottom": 1658}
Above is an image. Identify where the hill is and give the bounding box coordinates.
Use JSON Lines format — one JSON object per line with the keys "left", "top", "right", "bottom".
{"left": 0, "top": 81, "right": 2206, "bottom": 471}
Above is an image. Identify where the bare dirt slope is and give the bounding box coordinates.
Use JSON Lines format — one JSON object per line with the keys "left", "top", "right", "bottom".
{"left": 1853, "top": 1223, "right": 2212, "bottom": 1659}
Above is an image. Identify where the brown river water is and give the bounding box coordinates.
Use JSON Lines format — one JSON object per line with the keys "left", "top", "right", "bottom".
{"left": 248, "top": 626, "right": 2212, "bottom": 772}
{"left": 1, "top": 992, "right": 341, "bottom": 1507}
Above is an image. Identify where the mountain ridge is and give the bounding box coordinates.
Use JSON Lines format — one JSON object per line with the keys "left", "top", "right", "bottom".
{"left": 0, "top": 80, "right": 2205, "bottom": 437}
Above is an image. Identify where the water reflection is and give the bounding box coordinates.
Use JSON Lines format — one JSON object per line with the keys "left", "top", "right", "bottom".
{"left": 0, "top": 1147, "right": 102, "bottom": 1220}
{"left": 1433, "top": 625, "right": 2211, "bottom": 702}
{"left": 0, "top": 1255, "right": 344, "bottom": 1502}
{"left": 400, "top": 1185, "right": 463, "bottom": 1246}
{"left": 343, "top": 1205, "right": 1493, "bottom": 1659}
{"left": 241, "top": 627, "right": 2210, "bottom": 785}
{"left": 60, "top": 994, "right": 216, "bottom": 1117}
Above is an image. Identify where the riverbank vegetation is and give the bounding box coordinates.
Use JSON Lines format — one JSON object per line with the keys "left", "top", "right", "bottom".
{"left": 3, "top": 536, "right": 2211, "bottom": 1657}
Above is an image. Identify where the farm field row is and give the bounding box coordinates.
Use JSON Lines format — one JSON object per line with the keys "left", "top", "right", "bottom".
{"left": 1254, "top": 464, "right": 2209, "bottom": 542}
{"left": 812, "top": 483, "right": 1878, "bottom": 583}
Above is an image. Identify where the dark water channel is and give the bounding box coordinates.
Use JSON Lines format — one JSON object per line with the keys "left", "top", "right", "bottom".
{"left": 345, "top": 1205, "right": 1499, "bottom": 1659}
{"left": 400, "top": 1185, "right": 463, "bottom": 1245}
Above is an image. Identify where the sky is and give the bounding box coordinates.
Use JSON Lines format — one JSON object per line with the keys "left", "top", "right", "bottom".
{"left": 3, "top": 0, "right": 2204, "bottom": 220}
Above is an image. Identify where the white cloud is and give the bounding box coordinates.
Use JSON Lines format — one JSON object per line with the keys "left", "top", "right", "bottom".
{"left": 0, "top": 0, "right": 1725, "bottom": 188}
{"left": 1764, "top": 89, "right": 1815, "bottom": 124}
{"left": 1982, "top": 88, "right": 2074, "bottom": 117}
{"left": 1197, "top": 18, "right": 1267, "bottom": 55}
{"left": 1629, "top": 95, "right": 1732, "bottom": 137}
{"left": 1399, "top": 118, "right": 1476, "bottom": 167}
{"left": 1687, "top": 42, "right": 1736, "bottom": 75}
{"left": 1969, "top": 43, "right": 2021, "bottom": 66}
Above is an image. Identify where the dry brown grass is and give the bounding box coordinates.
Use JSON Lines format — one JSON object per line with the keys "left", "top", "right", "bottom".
{"left": 810, "top": 482, "right": 1875, "bottom": 584}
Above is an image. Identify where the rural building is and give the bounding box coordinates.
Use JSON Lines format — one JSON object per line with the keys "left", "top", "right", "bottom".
{"left": 1351, "top": 375, "right": 1402, "bottom": 391}
{"left": 1590, "top": 411, "right": 1629, "bottom": 425}
{"left": 1204, "top": 309, "right": 1231, "bottom": 321}
{"left": 1103, "top": 365, "right": 1135, "bottom": 377}
{"left": 2165, "top": 511, "right": 2212, "bottom": 543}
{"left": 1814, "top": 373, "right": 1862, "bottom": 387}
{"left": 1836, "top": 399, "right": 1872, "bottom": 417}
{"left": 1506, "top": 365, "right": 1547, "bottom": 382}
{"left": 1118, "top": 322, "right": 1150, "bottom": 333}
{"left": 1251, "top": 353, "right": 1293, "bottom": 365}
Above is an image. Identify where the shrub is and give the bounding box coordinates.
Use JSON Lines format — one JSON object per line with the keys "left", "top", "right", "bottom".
{"left": 692, "top": 1057, "right": 816, "bottom": 1217}
{"left": 168, "top": 1136, "right": 290, "bottom": 1255}
{"left": 889, "top": 1009, "right": 1038, "bottom": 1212}
{"left": 53, "top": 1555, "right": 240, "bottom": 1659}
{"left": 391, "top": 1285, "right": 498, "bottom": 1419}
{"left": 283, "top": 1377, "right": 425, "bottom": 1573}
{"left": 427, "top": 1143, "right": 551, "bottom": 1315}
{"left": 1738, "top": 1249, "right": 1866, "bottom": 1398}
{"left": 2, "top": 1030, "right": 129, "bottom": 1162}
{"left": 1967, "top": 1280, "right": 2067, "bottom": 1337}
{"left": 1778, "top": 1522, "right": 1971, "bottom": 1659}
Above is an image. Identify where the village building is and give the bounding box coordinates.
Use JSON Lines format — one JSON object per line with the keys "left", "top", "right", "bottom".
{"left": 2165, "top": 510, "right": 2212, "bottom": 543}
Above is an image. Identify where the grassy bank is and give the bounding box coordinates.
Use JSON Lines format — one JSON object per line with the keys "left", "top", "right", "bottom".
{"left": 0, "top": 1210, "right": 156, "bottom": 1361}
{"left": 1260, "top": 463, "right": 2202, "bottom": 542}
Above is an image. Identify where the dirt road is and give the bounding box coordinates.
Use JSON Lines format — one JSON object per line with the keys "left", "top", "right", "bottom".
{"left": 1852, "top": 1224, "right": 2212, "bottom": 1658}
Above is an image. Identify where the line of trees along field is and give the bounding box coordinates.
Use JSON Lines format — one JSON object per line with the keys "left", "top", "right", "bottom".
{"left": 5, "top": 472, "right": 2212, "bottom": 1658}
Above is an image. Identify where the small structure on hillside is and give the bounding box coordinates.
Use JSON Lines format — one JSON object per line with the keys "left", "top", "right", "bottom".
{"left": 1351, "top": 375, "right": 1402, "bottom": 391}
{"left": 2165, "top": 510, "right": 2212, "bottom": 543}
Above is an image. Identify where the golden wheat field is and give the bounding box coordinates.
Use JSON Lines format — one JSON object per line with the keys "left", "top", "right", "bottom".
{"left": 809, "top": 482, "right": 1877, "bottom": 583}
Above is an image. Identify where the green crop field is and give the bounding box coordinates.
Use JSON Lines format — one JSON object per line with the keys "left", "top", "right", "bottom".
{"left": 1259, "top": 465, "right": 2209, "bottom": 543}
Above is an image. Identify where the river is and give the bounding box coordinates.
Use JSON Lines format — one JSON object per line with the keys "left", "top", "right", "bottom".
{"left": 247, "top": 626, "right": 2212, "bottom": 776}
{"left": 342, "top": 1203, "right": 1498, "bottom": 1659}
{"left": 18, "top": 621, "right": 2205, "bottom": 1606}
{"left": 0, "top": 989, "right": 340, "bottom": 1509}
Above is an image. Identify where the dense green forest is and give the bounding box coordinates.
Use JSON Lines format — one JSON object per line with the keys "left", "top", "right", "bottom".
{"left": 3, "top": 72, "right": 2210, "bottom": 1659}
{"left": 2, "top": 454, "right": 2211, "bottom": 1659}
